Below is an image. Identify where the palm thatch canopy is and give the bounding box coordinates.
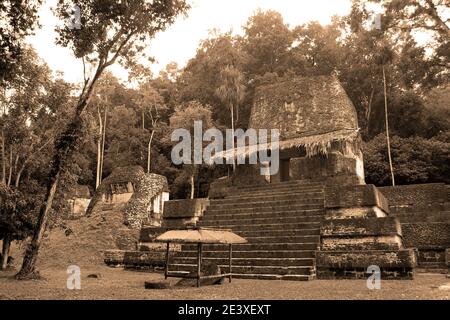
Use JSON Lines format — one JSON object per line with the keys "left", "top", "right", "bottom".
{"left": 155, "top": 227, "right": 247, "bottom": 244}
{"left": 210, "top": 75, "right": 360, "bottom": 162}
{"left": 210, "top": 128, "right": 360, "bottom": 162}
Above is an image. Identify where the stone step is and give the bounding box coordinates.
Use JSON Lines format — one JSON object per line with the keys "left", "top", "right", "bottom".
{"left": 178, "top": 250, "right": 316, "bottom": 259}
{"left": 221, "top": 190, "right": 325, "bottom": 201}
{"left": 230, "top": 187, "right": 324, "bottom": 197}
{"left": 236, "top": 181, "right": 324, "bottom": 192}
{"left": 200, "top": 216, "right": 324, "bottom": 226}
{"left": 181, "top": 242, "right": 320, "bottom": 251}
{"left": 204, "top": 210, "right": 325, "bottom": 221}
{"left": 172, "top": 257, "right": 315, "bottom": 267}
{"left": 207, "top": 203, "right": 324, "bottom": 214}
{"left": 207, "top": 198, "right": 324, "bottom": 210}
{"left": 168, "top": 263, "right": 314, "bottom": 276}
{"left": 239, "top": 235, "right": 321, "bottom": 244}
{"left": 395, "top": 211, "right": 450, "bottom": 223}
{"left": 235, "top": 228, "right": 320, "bottom": 237}
{"left": 417, "top": 261, "right": 447, "bottom": 268}
{"left": 221, "top": 189, "right": 324, "bottom": 203}
{"left": 197, "top": 221, "right": 321, "bottom": 232}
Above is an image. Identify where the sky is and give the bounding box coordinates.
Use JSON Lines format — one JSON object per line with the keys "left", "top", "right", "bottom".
{"left": 26, "top": 0, "right": 354, "bottom": 85}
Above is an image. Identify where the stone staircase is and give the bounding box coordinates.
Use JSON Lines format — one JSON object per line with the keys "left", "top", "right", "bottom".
{"left": 168, "top": 180, "right": 326, "bottom": 281}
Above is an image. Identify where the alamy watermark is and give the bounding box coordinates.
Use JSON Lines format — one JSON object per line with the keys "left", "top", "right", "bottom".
{"left": 171, "top": 121, "right": 280, "bottom": 175}
{"left": 66, "top": 265, "right": 81, "bottom": 290}
{"left": 367, "top": 12, "right": 382, "bottom": 31}
{"left": 68, "top": 5, "right": 81, "bottom": 30}
{"left": 366, "top": 265, "right": 381, "bottom": 290}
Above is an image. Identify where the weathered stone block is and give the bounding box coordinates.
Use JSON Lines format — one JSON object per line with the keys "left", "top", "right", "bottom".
{"left": 316, "top": 249, "right": 417, "bottom": 269}
{"left": 163, "top": 198, "right": 209, "bottom": 219}
{"left": 316, "top": 267, "right": 414, "bottom": 280}
{"left": 231, "top": 164, "right": 268, "bottom": 187}
{"left": 401, "top": 222, "right": 450, "bottom": 249}
{"left": 114, "top": 228, "right": 140, "bottom": 250}
{"left": 446, "top": 248, "right": 450, "bottom": 268}
{"left": 290, "top": 152, "right": 364, "bottom": 185}
{"left": 321, "top": 236, "right": 402, "bottom": 251}
{"left": 321, "top": 217, "right": 401, "bottom": 237}
{"left": 379, "top": 183, "right": 448, "bottom": 209}
{"left": 417, "top": 249, "right": 446, "bottom": 264}
{"left": 104, "top": 249, "right": 165, "bottom": 268}
{"left": 208, "top": 177, "right": 235, "bottom": 199}
{"left": 139, "top": 226, "right": 166, "bottom": 242}
{"left": 324, "top": 184, "right": 389, "bottom": 218}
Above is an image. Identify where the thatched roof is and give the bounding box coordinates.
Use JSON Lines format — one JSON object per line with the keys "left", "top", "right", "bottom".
{"left": 155, "top": 227, "right": 247, "bottom": 244}
{"left": 210, "top": 128, "right": 359, "bottom": 162}
{"left": 210, "top": 76, "right": 360, "bottom": 161}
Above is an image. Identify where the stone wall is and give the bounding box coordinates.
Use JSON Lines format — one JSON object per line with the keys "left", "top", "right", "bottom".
{"left": 317, "top": 184, "right": 416, "bottom": 279}
{"left": 378, "top": 183, "right": 450, "bottom": 212}
{"left": 378, "top": 183, "right": 450, "bottom": 270}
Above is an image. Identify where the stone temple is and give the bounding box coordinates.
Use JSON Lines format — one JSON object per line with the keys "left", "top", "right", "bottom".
{"left": 104, "top": 76, "right": 449, "bottom": 280}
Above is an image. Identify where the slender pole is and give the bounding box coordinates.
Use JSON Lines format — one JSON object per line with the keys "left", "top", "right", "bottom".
{"left": 230, "top": 104, "right": 236, "bottom": 171}
{"left": 383, "top": 65, "right": 395, "bottom": 186}
{"left": 197, "top": 243, "right": 202, "bottom": 288}
{"left": 228, "top": 244, "right": 232, "bottom": 283}
{"left": 164, "top": 242, "right": 170, "bottom": 279}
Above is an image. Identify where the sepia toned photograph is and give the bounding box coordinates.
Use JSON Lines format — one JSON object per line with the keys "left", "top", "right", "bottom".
{"left": 0, "top": 0, "right": 449, "bottom": 309}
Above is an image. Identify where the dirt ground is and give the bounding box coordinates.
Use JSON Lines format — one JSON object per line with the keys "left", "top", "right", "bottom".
{"left": 0, "top": 266, "right": 449, "bottom": 300}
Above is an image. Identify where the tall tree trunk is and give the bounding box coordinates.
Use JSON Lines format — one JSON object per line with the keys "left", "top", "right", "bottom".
{"left": 147, "top": 130, "right": 155, "bottom": 173}
{"left": 7, "top": 145, "right": 12, "bottom": 187}
{"left": 230, "top": 104, "right": 236, "bottom": 171}
{"left": 15, "top": 165, "right": 25, "bottom": 188}
{"left": 142, "top": 109, "right": 145, "bottom": 130}
{"left": 366, "top": 87, "right": 374, "bottom": 136}
{"left": 2, "top": 130, "right": 5, "bottom": 185}
{"left": 1, "top": 234, "right": 11, "bottom": 270}
{"left": 190, "top": 170, "right": 195, "bottom": 199}
{"left": 100, "top": 106, "right": 108, "bottom": 183}
{"left": 383, "top": 65, "right": 395, "bottom": 186}
{"left": 95, "top": 106, "right": 103, "bottom": 189}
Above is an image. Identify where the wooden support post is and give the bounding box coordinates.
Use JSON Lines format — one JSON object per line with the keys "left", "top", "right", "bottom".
{"left": 229, "top": 244, "right": 232, "bottom": 283}
{"left": 164, "top": 242, "right": 170, "bottom": 279}
{"left": 197, "top": 243, "right": 202, "bottom": 288}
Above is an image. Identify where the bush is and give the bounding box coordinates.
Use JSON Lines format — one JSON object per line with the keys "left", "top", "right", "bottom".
{"left": 363, "top": 133, "right": 450, "bottom": 186}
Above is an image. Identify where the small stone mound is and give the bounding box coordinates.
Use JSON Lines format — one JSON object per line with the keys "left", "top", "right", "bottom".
{"left": 175, "top": 262, "right": 225, "bottom": 287}
{"left": 144, "top": 280, "right": 172, "bottom": 289}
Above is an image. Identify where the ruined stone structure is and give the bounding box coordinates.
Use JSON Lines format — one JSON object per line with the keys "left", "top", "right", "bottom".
{"left": 67, "top": 185, "right": 91, "bottom": 218}
{"left": 169, "top": 75, "right": 417, "bottom": 280}
{"left": 86, "top": 166, "right": 171, "bottom": 269}
{"left": 86, "top": 166, "right": 169, "bottom": 229}
{"left": 103, "top": 76, "right": 448, "bottom": 280}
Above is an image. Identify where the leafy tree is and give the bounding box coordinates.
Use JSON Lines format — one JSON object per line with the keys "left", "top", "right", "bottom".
{"left": 0, "top": 185, "right": 37, "bottom": 270}
{"left": 169, "top": 101, "right": 213, "bottom": 199}
{"left": 17, "top": 0, "right": 190, "bottom": 279}
{"left": 363, "top": 134, "right": 450, "bottom": 185}
{"left": 178, "top": 32, "right": 248, "bottom": 126}
{"left": 242, "top": 10, "right": 293, "bottom": 77}
{"left": 0, "top": 0, "right": 42, "bottom": 85}
{"left": 215, "top": 65, "right": 246, "bottom": 170}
